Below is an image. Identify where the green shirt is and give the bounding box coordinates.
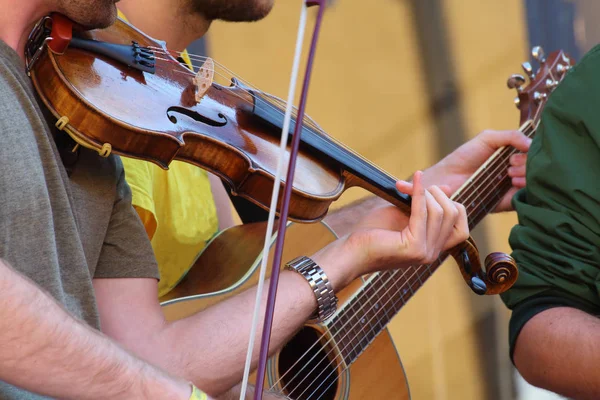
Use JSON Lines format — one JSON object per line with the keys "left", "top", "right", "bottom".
{"left": 501, "top": 44, "right": 600, "bottom": 358}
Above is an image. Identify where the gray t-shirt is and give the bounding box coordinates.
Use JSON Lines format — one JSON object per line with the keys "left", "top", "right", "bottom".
{"left": 0, "top": 41, "right": 159, "bottom": 399}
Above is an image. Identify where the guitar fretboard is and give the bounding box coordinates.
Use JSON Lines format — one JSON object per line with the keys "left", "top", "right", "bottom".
{"left": 327, "top": 123, "right": 532, "bottom": 366}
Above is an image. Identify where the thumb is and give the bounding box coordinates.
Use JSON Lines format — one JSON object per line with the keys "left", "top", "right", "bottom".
{"left": 396, "top": 180, "right": 414, "bottom": 195}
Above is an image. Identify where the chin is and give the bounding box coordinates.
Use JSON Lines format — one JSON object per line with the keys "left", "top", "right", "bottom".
{"left": 58, "top": 1, "right": 118, "bottom": 30}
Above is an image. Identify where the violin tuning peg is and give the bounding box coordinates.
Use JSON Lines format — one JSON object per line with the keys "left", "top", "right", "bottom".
{"left": 507, "top": 74, "right": 526, "bottom": 91}
{"left": 532, "top": 46, "right": 546, "bottom": 63}
{"left": 521, "top": 62, "right": 535, "bottom": 79}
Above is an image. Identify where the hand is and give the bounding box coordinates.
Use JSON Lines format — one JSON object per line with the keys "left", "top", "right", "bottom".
{"left": 422, "top": 130, "right": 531, "bottom": 212}
{"left": 314, "top": 171, "right": 468, "bottom": 289}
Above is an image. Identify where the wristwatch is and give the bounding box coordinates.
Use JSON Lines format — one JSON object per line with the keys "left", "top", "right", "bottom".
{"left": 285, "top": 256, "right": 338, "bottom": 323}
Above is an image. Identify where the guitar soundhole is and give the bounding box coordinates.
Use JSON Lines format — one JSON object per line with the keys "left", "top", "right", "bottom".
{"left": 278, "top": 326, "right": 339, "bottom": 400}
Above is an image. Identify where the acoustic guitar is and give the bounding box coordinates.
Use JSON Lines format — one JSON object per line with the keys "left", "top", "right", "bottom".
{"left": 160, "top": 48, "right": 573, "bottom": 399}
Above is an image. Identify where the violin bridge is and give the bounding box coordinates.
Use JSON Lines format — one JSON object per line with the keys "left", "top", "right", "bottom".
{"left": 192, "top": 57, "right": 214, "bottom": 103}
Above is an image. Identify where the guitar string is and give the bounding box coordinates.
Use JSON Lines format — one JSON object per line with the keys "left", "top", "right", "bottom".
{"left": 300, "top": 182, "right": 517, "bottom": 400}
{"left": 275, "top": 126, "right": 536, "bottom": 398}
{"left": 269, "top": 123, "right": 535, "bottom": 395}
{"left": 281, "top": 123, "right": 543, "bottom": 398}
{"left": 294, "top": 179, "right": 519, "bottom": 400}
{"left": 150, "top": 46, "right": 543, "bottom": 396}
{"left": 282, "top": 127, "right": 533, "bottom": 397}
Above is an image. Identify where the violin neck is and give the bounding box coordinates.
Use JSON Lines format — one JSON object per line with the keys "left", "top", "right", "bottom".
{"left": 252, "top": 92, "right": 411, "bottom": 211}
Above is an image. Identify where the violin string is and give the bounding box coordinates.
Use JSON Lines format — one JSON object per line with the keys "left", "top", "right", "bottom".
{"left": 153, "top": 48, "right": 404, "bottom": 187}
{"left": 155, "top": 54, "right": 329, "bottom": 140}
{"left": 153, "top": 48, "right": 385, "bottom": 159}
{"left": 272, "top": 124, "right": 537, "bottom": 397}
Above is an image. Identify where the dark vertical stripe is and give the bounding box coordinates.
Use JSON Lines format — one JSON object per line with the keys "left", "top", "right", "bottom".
{"left": 525, "top": 0, "right": 581, "bottom": 60}
{"left": 406, "top": 1, "right": 497, "bottom": 399}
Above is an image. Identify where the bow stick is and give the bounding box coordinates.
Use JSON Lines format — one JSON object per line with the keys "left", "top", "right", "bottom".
{"left": 238, "top": 1, "right": 329, "bottom": 399}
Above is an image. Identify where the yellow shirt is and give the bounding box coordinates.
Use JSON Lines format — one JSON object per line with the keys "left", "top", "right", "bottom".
{"left": 118, "top": 11, "right": 219, "bottom": 297}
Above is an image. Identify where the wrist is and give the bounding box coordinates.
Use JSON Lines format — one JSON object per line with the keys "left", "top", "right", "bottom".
{"left": 310, "top": 235, "right": 364, "bottom": 292}
{"left": 420, "top": 161, "right": 447, "bottom": 188}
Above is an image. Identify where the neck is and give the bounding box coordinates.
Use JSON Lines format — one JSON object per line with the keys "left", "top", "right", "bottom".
{"left": 0, "top": 0, "right": 50, "bottom": 61}
{"left": 117, "top": 0, "right": 211, "bottom": 52}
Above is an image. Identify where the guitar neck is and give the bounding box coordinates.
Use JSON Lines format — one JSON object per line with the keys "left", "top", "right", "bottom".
{"left": 326, "top": 121, "right": 534, "bottom": 366}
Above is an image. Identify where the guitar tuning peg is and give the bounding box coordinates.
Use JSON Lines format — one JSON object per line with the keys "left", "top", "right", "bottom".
{"left": 507, "top": 74, "right": 526, "bottom": 91}
{"left": 522, "top": 61, "right": 535, "bottom": 79}
{"left": 532, "top": 46, "right": 546, "bottom": 63}
{"left": 514, "top": 96, "right": 521, "bottom": 109}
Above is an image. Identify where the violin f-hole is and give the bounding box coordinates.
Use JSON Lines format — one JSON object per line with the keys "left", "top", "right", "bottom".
{"left": 166, "top": 106, "right": 228, "bottom": 127}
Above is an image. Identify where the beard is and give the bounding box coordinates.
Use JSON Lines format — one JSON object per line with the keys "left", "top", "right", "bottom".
{"left": 190, "top": 0, "right": 275, "bottom": 22}
{"left": 56, "top": 0, "right": 118, "bottom": 29}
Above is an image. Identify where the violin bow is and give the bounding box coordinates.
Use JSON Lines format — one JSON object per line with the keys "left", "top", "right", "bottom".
{"left": 238, "top": 1, "right": 329, "bottom": 399}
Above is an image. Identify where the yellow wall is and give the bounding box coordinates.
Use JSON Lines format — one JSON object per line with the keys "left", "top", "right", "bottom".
{"left": 209, "top": 1, "right": 528, "bottom": 398}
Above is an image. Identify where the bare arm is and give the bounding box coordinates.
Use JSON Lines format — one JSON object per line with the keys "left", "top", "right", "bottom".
{"left": 94, "top": 172, "right": 469, "bottom": 396}
{"left": 514, "top": 307, "right": 600, "bottom": 400}
{"left": 0, "top": 259, "right": 192, "bottom": 400}
{"left": 208, "top": 173, "right": 237, "bottom": 230}
{"left": 324, "top": 130, "right": 531, "bottom": 237}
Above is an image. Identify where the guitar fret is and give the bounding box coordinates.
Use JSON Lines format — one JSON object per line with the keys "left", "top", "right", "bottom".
{"left": 326, "top": 117, "right": 544, "bottom": 367}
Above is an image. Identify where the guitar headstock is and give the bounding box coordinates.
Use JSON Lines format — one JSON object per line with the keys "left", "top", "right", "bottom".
{"left": 508, "top": 46, "right": 575, "bottom": 126}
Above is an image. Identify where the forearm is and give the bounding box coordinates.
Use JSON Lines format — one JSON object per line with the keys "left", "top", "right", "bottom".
{"left": 159, "top": 270, "right": 317, "bottom": 395}
{"left": 152, "top": 240, "right": 358, "bottom": 395}
{"left": 323, "top": 196, "right": 388, "bottom": 236}
{"left": 514, "top": 307, "right": 600, "bottom": 399}
{"left": 0, "top": 260, "right": 189, "bottom": 400}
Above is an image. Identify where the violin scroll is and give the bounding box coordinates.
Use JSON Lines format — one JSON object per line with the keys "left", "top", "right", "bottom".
{"left": 451, "top": 238, "right": 518, "bottom": 296}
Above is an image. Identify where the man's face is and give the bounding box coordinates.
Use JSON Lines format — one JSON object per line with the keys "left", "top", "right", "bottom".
{"left": 190, "top": 0, "right": 275, "bottom": 22}
{"left": 55, "top": 0, "right": 118, "bottom": 29}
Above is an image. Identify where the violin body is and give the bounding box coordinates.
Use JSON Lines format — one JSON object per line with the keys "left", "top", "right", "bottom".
{"left": 160, "top": 221, "right": 410, "bottom": 400}
{"left": 28, "top": 15, "right": 380, "bottom": 222}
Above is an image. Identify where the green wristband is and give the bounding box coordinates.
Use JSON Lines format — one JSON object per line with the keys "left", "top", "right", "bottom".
{"left": 189, "top": 385, "right": 208, "bottom": 400}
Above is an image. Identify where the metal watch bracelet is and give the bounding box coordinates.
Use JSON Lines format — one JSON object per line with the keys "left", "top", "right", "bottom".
{"left": 285, "top": 256, "right": 338, "bottom": 323}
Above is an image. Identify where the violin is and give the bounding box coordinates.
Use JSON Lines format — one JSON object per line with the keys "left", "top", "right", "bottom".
{"left": 26, "top": 13, "right": 413, "bottom": 222}
{"left": 25, "top": 13, "right": 517, "bottom": 295}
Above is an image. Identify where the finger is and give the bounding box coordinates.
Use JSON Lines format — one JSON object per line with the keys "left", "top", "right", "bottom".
{"left": 479, "top": 130, "right": 532, "bottom": 153}
{"left": 438, "top": 184, "right": 452, "bottom": 197}
{"left": 428, "top": 186, "right": 459, "bottom": 257}
{"left": 444, "top": 202, "right": 469, "bottom": 249}
{"left": 508, "top": 164, "right": 526, "bottom": 178}
{"left": 408, "top": 171, "right": 427, "bottom": 243}
{"left": 396, "top": 180, "right": 414, "bottom": 195}
{"left": 512, "top": 176, "right": 526, "bottom": 188}
{"left": 510, "top": 153, "right": 527, "bottom": 166}
{"left": 495, "top": 187, "right": 518, "bottom": 212}
{"left": 423, "top": 188, "right": 444, "bottom": 261}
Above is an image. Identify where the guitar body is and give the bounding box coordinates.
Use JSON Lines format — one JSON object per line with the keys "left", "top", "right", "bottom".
{"left": 160, "top": 221, "right": 410, "bottom": 400}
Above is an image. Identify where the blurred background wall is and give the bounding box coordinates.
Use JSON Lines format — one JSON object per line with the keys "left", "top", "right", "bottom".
{"left": 187, "top": 0, "right": 600, "bottom": 398}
